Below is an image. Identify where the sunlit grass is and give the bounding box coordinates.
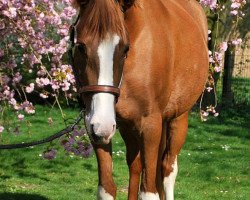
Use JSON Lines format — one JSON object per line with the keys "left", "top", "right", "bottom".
{"left": 0, "top": 105, "right": 249, "bottom": 200}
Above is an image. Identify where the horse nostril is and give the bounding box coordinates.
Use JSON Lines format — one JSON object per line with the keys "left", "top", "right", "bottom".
{"left": 90, "top": 124, "right": 102, "bottom": 142}
{"left": 91, "top": 132, "right": 102, "bottom": 142}
{"left": 112, "top": 124, "right": 116, "bottom": 132}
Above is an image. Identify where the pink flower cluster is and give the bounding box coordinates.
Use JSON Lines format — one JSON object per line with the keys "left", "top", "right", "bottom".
{"left": 231, "top": 38, "right": 243, "bottom": 46}
{"left": 200, "top": 0, "right": 218, "bottom": 10}
{"left": 200, "top": 0, "right": 246, "bottom": 16}
{"left": 0, "top": 0, "right": 77, "bottom": 130}
{"left": 209, "top": 41, "right": 228, "bottom": 73}
{"left": 230, "top": 0, "right": 246, "bottom": 16}
{"left": 201, "top": 106, "right": 219, "bottom": 122}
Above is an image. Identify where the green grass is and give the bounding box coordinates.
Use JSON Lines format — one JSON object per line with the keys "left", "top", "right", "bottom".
{"left": 0, "top": 105, "right": 249, "bottom": 200}
{"left": 232, "top": 77, "right": 250, "bottom": 105}
{"left": 216, "top": 77, "right": 250, "bottom": 105}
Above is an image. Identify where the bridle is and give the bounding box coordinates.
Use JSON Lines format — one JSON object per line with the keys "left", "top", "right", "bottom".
{"left": 68, "top": 15, "right": 123, "bottom": 102}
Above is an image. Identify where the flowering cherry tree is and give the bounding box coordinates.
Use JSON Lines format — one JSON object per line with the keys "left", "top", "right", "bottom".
{"left": 0, "top": 0, "right": 247, "bottom": 158}
{"left": 199, "top": 0, "right": 247, "bottom": 121}
{"left": 0, "top": 0, "right": 76, "bottom": 130}
{"left": 0, "top": 0, "right": 87, "bottom": 158}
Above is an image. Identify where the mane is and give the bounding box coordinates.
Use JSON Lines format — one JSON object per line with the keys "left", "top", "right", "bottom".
{"left": 73, "top": 0, "right": 127, "bottom": 42}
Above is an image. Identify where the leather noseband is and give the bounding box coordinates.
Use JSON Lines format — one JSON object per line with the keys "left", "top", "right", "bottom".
{"left": 78, "top": 85, "right": 120, "bottom": 97}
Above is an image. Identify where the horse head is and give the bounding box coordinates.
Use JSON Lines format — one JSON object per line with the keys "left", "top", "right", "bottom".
{"left": 72, "top": 0, "right": 130, "bottom": 144}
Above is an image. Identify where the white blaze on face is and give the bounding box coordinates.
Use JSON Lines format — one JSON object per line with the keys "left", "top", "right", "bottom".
{"left": 87, "top": 34, "right": 120, "bottom": 141}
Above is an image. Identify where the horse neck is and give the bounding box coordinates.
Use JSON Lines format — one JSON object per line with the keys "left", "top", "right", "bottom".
{"left": 125, "top": 0, "right": 163, "bottom": 30}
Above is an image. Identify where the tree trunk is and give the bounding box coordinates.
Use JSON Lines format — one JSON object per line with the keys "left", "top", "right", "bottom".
{"left": 222, "top": 45, "right": 235, "bottom": 106}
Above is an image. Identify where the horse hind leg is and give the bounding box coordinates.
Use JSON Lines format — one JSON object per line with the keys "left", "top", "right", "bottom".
{"left": 162, "top": 112, "right": 189, "bottom": 200}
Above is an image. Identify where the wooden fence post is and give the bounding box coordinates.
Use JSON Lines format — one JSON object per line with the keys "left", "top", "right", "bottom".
{"left": 222, "top": 44, "right": 235, "bottom": 106}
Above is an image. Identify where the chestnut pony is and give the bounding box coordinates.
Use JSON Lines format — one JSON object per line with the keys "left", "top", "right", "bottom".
{"left": 72, "top": 0, "right": 208, "bottom": 199}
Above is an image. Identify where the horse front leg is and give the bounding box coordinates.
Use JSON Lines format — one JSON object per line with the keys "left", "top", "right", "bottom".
{"left": 120, "top": 125, "right": 142, "bottom": 200}
{"left": 93, "top": 143, "right": 117, "bottom": 200}
{"left": 139, "top": 113, "right": 162, "bottom": 200}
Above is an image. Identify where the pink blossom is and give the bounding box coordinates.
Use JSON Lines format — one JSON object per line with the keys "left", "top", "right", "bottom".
{"left": 8, "top": 98, "right": 17, "bottom": 106}
{"left": 215, "top": 52, "right": 223, "bottom": 61}
{"left": 230, "top": 10, "right": 238, "bottom": 15}
{"left": 3, "top": 7, "right": 17, "bottom": 19}
{"left": 232, "top": 38, "right": 242, "bottom": 46}
{"left": 200, "top": 0, "right": 217, "bottom": 10}
{"left": 13, "top": 104, "right": 21, "bottom": 111}
{"left": 0, "top": 126, "right": 4, "bottom": 133}
{"left": 230, "top": 0, "right": 246, "bottom": 16}
{"left": 219, "top": 42, "right": 228, "bottom": 52}
{"left": 22, "top": 101, "right": 35, "bottom": 114}
{"left": 57, "top": 25, "right": 69, "bottom": 36}
{"left": 13, "top": 72, "right": 22, "bottom": 84}
{"left": 61, "top": 81, "right": 71, "bottom": 91}
{"left": 200, "top": 110, "right": 209, "bottom": 121}
{"left": 18, "top": 114, "right": 25, "bottom": 121}
{"left": 0, "top": 0, "right": 8, "bottom": 5}
{"left": 0, "top": 49, "right": 4, "bottom": 57}
{"left": 40, "top": 93, "right": 49, "bottom": 99}
{"left": 51, "top": 82, "right": 60, "bottom": 90}
{"left": 206, "top": 87, "right": 213, "bottom": 92}
{"left": 26, "top": 83, "right": 35, "bottom": 93}
{"left": 214, "top": 113, "right": 219, "bottom": 117}
{"left": 25, "top": 106, "right": 35, "bottom": 114}
{"left": 3, "top": 87, "right": 10, "bottom": 97}
{"left": 36, "top": 78, "right": 50, "bottom": 87}
{"left": 214, "top": 66, "right": 222, "bottom": 72}
{"left": 37, "top": 66, "right": 47, "bottom": 76}
{"left": 231, "top": 2, "right": 241, "bottom": 9}
{"left": 60, "top": 6, "right": 77, "bottom": 20}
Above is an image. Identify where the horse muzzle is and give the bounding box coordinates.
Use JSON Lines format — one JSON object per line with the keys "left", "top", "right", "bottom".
{"left": 89, "top": 118, "right": 116, "bottom": 145}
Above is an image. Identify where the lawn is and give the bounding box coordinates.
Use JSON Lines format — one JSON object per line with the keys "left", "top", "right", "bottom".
{"left": 0, "top": 105, "right": 249, "bottom": 200}
{"left": 232, "top": 77, "right": 250, "bottom": 105}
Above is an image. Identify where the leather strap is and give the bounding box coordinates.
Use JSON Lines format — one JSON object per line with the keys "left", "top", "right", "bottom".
{"left": 78, "top": 85, "right": 120, "bottom": 97}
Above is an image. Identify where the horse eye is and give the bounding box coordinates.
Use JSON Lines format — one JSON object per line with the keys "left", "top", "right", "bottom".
{"left": 123, "top": 45, "right": 129, "bottom": 58}
{"left": 77, "top": 43, "right": 87, "bottom": 54}
{"left": 124, "top": 45, "right": 130, "bottom": 54}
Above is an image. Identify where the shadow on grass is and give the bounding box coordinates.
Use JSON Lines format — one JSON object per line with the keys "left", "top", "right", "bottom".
{"left": 0, "top": 193, "right": 48, "bottom": 200}
{"left": 190, "top": 105, "right": 250, "bottom": 140}
{"left": 220, "top": 128, "right": 250, "bottom": 140}
{"left": 83, "top": 163, "right": 94, "bottom": 171}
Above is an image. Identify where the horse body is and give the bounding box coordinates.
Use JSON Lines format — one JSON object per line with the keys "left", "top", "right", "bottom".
{"left": 117, "top": 0, "right": 208, "bottom": 121}
{"left": 115, "top": 1, "right": 208, "bottom": 199}
{"left": 72, "top": 0, "right": 208, "bottom": 199}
